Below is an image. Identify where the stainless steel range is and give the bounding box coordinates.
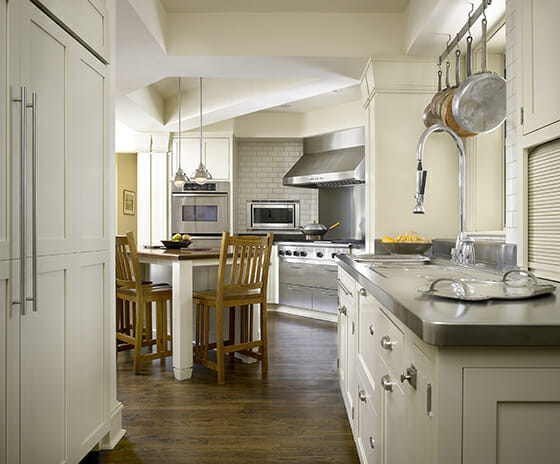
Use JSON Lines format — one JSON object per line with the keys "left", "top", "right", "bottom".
{"left": 277, "top": 241, "right": 353, "bottom": 314}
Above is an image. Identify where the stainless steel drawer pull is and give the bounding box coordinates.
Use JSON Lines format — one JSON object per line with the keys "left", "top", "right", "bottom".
{"left": 381, "top": 375, "right": 394, "bottom": 392}
{"left": 337, "top": 279, "right": 352, "bottom": 297}
{"left": 427, "top": 383, "right": 433, "bottom": 417}
{"left": 369, "top": 324, "right": 375, "bottom": 336}
{"left": 286, "top": 286, "right": 305, "bottom": 292}
{"left": 359, "top": 287, "right": 367, "bottom": 296}
{"left": 380, "top": 335, "right": 395, "bottom": 351}
{"left": 358, "top": 389, "right": 368, "bottom": 402}
{"left": 369, "top": 437, "right": 375, "bottom": 449}
{"left": 338, "top": 305, "right": 347, "bottom": 315}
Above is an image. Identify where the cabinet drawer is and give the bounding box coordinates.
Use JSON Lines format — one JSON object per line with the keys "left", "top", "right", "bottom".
{"left": 358, "top": 294, "right": 379, "bottom": 381}
{"left": 313, "top": 265, "right": 338, "bottom": 289}
{"left": 279, "top": 283, "right": 312, "bottom": 309}
{"left": 279, "top": 262, "right": 312, "bottom": 286}
{"left": 357, "top": 364, "right": 382, "bottom": 464}
{"left": 312, "top": 287, "right": 338, "bottom": 313}
{"left": 376, "top": 307, "right": 405, "bottom": 378}
{"left": 337, "top": 268, "right": 356, "bottom": 298}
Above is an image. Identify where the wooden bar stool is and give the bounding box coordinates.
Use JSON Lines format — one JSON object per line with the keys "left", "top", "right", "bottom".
{"left": 115, "top": 233, "right": 173, "bottom": 374}
{"left": 193, "top": 232, "right": 273, "bottom": 384}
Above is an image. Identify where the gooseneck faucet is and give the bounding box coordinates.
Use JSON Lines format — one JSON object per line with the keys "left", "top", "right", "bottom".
{"left": 414, "top": 123, "right": 474, "bottom": 264}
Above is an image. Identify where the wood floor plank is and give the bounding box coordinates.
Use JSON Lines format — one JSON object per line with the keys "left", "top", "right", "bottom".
{"left": 82, "top": 312, "right": 359, "bottom": 464}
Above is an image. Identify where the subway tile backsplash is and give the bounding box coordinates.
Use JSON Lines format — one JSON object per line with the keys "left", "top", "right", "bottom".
{"left": 235, "top": 140, "right": 318, "bottom": 233}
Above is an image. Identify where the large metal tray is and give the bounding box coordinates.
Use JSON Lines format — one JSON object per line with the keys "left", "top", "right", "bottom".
{"left": 418, "top": 270, "right": 556, "bottom": 301}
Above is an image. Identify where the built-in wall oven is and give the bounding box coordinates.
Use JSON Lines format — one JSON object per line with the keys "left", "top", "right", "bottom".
{"left": 171, "top": 181, "right": 229, "bottom": 247}
{"left": 247, "top": 200, "right": 300, "bottom": 230}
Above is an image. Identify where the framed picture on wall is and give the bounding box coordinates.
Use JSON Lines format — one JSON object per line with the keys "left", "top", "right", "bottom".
{"left": 123, "top": 189, "right": 136, "bottom": 215}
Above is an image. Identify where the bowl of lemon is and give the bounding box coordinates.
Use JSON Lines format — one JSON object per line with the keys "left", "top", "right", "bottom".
{"left": 161, "top": 234, "right": 192, "bottom": 249}
{"left": 381, "top": 232, "right": 432, "bottom": 255}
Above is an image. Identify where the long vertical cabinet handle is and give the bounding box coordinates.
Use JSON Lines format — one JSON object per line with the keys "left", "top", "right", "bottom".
{"left": 12, "top": 87, "right": 27, "bottom": 314}
{"left": 27, "top": 93, "right": 38, "bottom": 312}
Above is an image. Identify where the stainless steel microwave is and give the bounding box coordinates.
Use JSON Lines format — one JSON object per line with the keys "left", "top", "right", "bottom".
{"left": 247, "top": 200, "right": 300, "bottom": 230}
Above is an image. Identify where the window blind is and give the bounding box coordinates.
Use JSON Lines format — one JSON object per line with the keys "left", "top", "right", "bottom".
{"left": 528, "top": 139, "right": 560, "bottom": 281}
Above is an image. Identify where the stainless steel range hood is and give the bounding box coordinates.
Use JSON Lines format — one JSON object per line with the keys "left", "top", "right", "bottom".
{"left": 283, "top": 127, "right": 365, "bottom": 188}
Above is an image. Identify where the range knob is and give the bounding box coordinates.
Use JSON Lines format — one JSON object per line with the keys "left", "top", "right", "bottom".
{"left": 316, "top": 252, "right": 324, "bottom": 258}
{"left": 279, "top": 250, "right": 285, "bottom": 256}
{"left": 300, "top": 251, "right": 307, "bottom": 257}
{"left": 331, "top": 252, "right": 338, "bottom": 259}
{"left": 293, "top": 251, "right": 300, "bottom": 257}
{"left": 285, "top": 250, "right": 292, "bottom": 256}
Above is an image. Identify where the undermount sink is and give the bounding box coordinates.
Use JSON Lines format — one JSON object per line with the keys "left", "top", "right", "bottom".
{"left": 352, "top": 254, "right": 431, "bottom": 265}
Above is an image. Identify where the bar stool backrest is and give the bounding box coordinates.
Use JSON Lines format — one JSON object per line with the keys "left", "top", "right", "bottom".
{"left": 115, "top": 232, "right": 142, "bottom": 293}
{"left": 216, "top": 232, "right": 273, "bottom": 300}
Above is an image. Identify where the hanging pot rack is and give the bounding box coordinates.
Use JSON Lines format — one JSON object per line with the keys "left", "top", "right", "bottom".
{"left": 437, "top": 0, "right": 492, "bottom": 67}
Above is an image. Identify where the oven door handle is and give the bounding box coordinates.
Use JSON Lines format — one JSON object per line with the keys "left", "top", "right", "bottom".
{"left": 172, "top": 193, "right": 228, "bottom": 197}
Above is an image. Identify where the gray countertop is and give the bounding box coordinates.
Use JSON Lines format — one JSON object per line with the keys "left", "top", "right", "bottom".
{"left": 336, "top": 254, "right": 560, "bottom": 346}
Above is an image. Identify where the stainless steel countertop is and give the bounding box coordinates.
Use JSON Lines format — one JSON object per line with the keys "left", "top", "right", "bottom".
{"left": 336, "top": 254, "right": 560, "bottom": 346}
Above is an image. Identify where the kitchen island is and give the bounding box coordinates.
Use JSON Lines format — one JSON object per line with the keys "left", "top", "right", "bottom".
{"left": 137, "top": 247, "right": 232, "bottom": 381}
{"left": 335, "top": 254, "right": 560, "bottom": 464}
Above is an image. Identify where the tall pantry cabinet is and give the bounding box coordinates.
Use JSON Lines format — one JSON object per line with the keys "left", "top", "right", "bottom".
{"left": 1, "top": 0, "right": 115, "bottom": 463}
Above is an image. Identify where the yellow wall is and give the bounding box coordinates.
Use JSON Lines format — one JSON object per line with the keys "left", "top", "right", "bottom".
{"left": 116, "top": 153, "right": 138, "bottom": 239}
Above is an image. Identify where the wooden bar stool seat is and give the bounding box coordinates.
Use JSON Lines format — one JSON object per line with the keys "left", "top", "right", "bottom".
{"left": 193, "top": 232, "right": 273, "bottom": 384}
{"left": 115, "top": 233, "right": 173, "bottom": 374}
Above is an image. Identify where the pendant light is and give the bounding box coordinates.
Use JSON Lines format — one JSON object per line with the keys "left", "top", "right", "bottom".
{"left": 171, "top": 76, "right": 188, "bottom": 188}
{"left": 192, "top": 77, "right": 212, "bottom": 184}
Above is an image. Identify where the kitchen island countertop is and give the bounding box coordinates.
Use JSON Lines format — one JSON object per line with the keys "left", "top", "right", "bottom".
{"left": 336, "top": 254, "right": 560, "bottom": 346}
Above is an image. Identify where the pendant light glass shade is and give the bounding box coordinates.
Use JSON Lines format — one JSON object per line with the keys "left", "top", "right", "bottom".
{"left": 192, "top": 77, "right": 212, "bottom": 184}
{"left": 171, "top": 76, "right": 188, "bottom": 188}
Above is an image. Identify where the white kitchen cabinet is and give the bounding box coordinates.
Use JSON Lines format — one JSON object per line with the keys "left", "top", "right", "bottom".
{"left": 356, "top": 362, "right": 381, "bottom": 464}
{"left": 34, "top": 0, "right": 109, "bottom": 61}
{"left": 405, "top": 340, "right": 435, "bottom": 464}
{"left": 337, "top": 267, "right": 356, "bottom": 430}
{"left": 173, "top": 137, "right": 231, "bottom": 181}
{"left": 463, "top": 367, "right": 560, "bottom": 464}
{"left": 3, "top": 0, "right": 114, "bottom": 462}
{"left": 521, "top": 0, "right": 560, "bottom": 135}
{"left": 341, "top": 268, "right": 560, "bottom": 464}
{"left": 0, "top": 0, "right": 7, "bottom": 262}
{"left": 137, "top": 152, "right": 169, "bottom": 247}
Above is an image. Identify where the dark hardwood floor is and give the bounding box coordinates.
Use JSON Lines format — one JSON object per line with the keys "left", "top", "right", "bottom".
{"left": 83, "top": 312, "right": 359, "bottom": 464}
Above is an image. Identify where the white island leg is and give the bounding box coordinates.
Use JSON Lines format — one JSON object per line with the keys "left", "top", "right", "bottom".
{"left": 172, "top": 260, "right": 194, "bottom": 380}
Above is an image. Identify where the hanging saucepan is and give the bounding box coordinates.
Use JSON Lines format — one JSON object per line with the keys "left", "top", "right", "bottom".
{"left": 440, "top": 46, "right": 477, "bottom": 137}
{"left": 431, "top": 60, "right": 453, "bottom": 125}
{"left": 452, "top": 18, "right": 506, "bottom": 134}
{"left": 423, "top": 69, "right": 443, "bottom": 128}
{"left": 300, "top": 221, "right": 340, "bottom": 240}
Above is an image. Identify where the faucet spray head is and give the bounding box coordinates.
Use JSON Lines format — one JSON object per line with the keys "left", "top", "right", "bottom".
{"left": 413, "top": 195, "right": 425, "bottom": 214}
{"left": 413, "top": 164, "right": 427, "bottom": 214}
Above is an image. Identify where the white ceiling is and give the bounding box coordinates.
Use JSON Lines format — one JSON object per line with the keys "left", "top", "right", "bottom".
{"left": 116, "top": 0, "right": 506, "bottom": 134}
{"left": 160, "top": 0, "right": 410, "bottom": 13}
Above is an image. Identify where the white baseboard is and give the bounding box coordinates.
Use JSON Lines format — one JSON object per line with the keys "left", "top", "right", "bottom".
{"left": 100, "top": 401, "right": 126, "bottom": 450}
{"left": 268, "top": 304, "right": 337, "bottom": 323}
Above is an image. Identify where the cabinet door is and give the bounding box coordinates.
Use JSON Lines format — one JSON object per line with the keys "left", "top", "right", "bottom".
{"left": 0, "top": 0, "right": 7, "bottom": 261}
{"left": 463, "top": 368, "right": 560, "bottom": 464}
{"left": 18, "top": 0, "right": 74, "bottom": 256}
{"left": 0, "top": 262, "right": 9, "bottom": 464}
{"left": 19, "top": 254, "right": 71, "bottom": 464}
{"left": 338, "top": 294, "right": 348, "bottom": 401}
{"left": 379, "top": 357, "right": 406, "bottom": 464}
{"left": 34, "top": 0, "right": 109, "bottom": 61}
{"left": 204, "top": 138, "right": 230, "bottom": 180}
{"left": 406, "top": 343, "right": 435, "bottom": 464}
{"left": 346, "top": 297, "right": 357, "bottom": 434}
{"left": 71, "top": 44, "right": 109, "bottom": 252}
{"left": 67, "top": 252, "right": 110, "bottom": 462}
{"left": 521, "top": 0, "right": 560, "bottom": 135}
